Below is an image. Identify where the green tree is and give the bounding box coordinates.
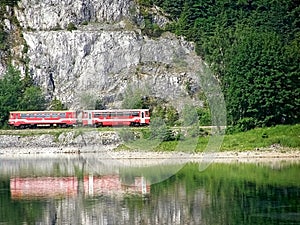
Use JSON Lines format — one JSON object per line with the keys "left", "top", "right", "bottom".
{"left": 0, "top": 66, "right": 23, "bottom": 126}
{"left": 149, "top": 117, "right": 174, "bottom": 141}
{"left": 0, "top": 66, "right": 46, "bottom": 126}
{"left": 224, "top": 27, "right": 295, "bottom": 126}
{"left": 182, "top": 104, "right": 198, "bottom": 126}
{"left": 165, "top": 106, "right": 179, "bottom": 126}
{"left": 49, "top": 97, "right": 66, "bottom": 110}
{"left": 20, "top": 86, "right": 46, "bottom": 111}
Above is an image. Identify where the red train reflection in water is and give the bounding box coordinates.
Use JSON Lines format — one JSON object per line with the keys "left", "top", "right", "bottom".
{"left": 10, "top": 175, "right": 150, "bottom": 199}
{"left": 84, "top": 175, "right": 150, "bottom": 196}
{"left": 10, "top": 177, "right": 78, "bottom": 199}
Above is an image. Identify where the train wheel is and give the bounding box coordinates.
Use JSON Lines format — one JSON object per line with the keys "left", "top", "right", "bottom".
{"left": 30, "top": 124, "right": 37, "bottom": 129}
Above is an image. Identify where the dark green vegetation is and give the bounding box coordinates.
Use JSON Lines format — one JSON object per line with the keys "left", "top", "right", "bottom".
{"left": 118, "top": 124, "right": 300, "bottom": 151}
{"left": 0, "top": 0, "right": 19, "bottom": 7}
{"left": 0, "top": 66, "right": 46, "bottom": 127}
{"left": 0, "top": 0, "right": 21, "bottom": 52}
{"left": 140, "top": 0, "right": 300, "bottom": 128}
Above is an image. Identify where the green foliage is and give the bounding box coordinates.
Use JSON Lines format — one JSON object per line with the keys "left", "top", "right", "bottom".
{"left": 0, "top": 0, "right": 20, "bottom": 7}
{"left": 121, "top": 86, "right": 149, "bottom": 109}
{"left": 0, "top": 66, "right": 23, "bottom": 125}
{"left": 95, "top": 99, "right": 106, "bottom": 110}
{"left": 81, "top": 21, "right": 88, "bottom": 25}
{"left": 165, "top": 105, "right": 179, "bottom": 126}
{"left": 150, "top": 104, "right": 179, "bottom": 126}
{"left": 197, "top": 107, "right": 211, "bottom": 126}
{"left": 182, "top": 104, "right": 198, "bottom": 126}
{"left": 0, "top": 28, "right": 8, "bottom": 50}
{"left": 227, "top": 117, "right": 257, "bottom": 133}
{"left": 149, "top": 117, "right": 175, "bottom": 141}
{"left": 0, "top": 66, "right": 46, "bottom": 126}
{"left": 142, "top": 15, "right": 164, "bottom": 37}
{"left": 50, "top": 97, "right": 66, "bottom": 110}
{"left": 20, "top": 86, "right": 46, "bottom": 111}
{"left": 118, "top": 128, "right": 136, "bottom": 142}
{"left": 152, "top": 0, "right": 300, "bottom": 128}
{"left": 67, "top": 22, "right": 77, "bottom": 31}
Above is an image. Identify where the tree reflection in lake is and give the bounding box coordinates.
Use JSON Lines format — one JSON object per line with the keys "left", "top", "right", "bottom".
{"left": 0, "top": 156, "right": 299, "bottom": 224}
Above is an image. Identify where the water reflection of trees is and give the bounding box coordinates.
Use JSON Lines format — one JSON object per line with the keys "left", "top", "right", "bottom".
{"left": 1, "top": 160, "right": 300, "bottom": 224}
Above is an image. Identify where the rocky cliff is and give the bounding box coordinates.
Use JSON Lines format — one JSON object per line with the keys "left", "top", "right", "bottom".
{"left": 1, "top": 0, "right": 204, "bottom": 109}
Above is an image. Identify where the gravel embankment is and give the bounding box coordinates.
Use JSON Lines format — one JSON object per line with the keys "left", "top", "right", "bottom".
{"left": 0, "top": 131, "right": 121, "bottom": 155}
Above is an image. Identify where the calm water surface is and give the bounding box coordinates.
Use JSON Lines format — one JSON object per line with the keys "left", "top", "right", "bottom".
{"left": 0, "top": 155, "right": 300, "bottom": 225}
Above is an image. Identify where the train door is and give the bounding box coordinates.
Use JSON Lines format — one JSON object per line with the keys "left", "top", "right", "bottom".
{"left": 76, "top": 111, "right": 83, "bottom": 126}
{"left": 140, "top": 110, "right": 146, "bottom": 124}
{"left": 88, "top": 112, "right": 93, "bottom": 126}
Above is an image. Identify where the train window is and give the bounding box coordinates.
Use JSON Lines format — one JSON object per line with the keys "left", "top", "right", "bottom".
{"left": 45, "top": 113, "right": 50, "bottom": 118}
{"left": 21, "top": 114, "right": 26, "bottom": 118}
{"left": 29, "top": 114, "right": 34, "bottom": 118}
{"left": 116, "top": 112, "right": 123, "bottom": 117}
{"left": 52, "top": 113, "right": 58, "bottom": 118}
{"left": 94, "top": 113, "right": 101, "bottom": 117}
{"left": 60, "top": 113, "right": 66, "bottom": 118}
{"left": 124, "top": 112, "right": 130, "bottom": 116}
{"left": 132, "top": 112, "right": 139, "bottom": 116}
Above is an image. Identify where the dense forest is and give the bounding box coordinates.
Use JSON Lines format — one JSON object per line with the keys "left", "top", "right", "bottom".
{"left": 142, "top": 0, "right": 300, "bottom": 129}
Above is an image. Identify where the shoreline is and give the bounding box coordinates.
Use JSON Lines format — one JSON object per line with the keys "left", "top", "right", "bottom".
{"left": 1, "top": 147, "right": 300, "bottom": 162}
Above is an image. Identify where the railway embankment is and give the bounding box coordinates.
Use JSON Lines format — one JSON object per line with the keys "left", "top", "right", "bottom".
{"left": 0, "top": 130, "right": 121, "bottom": 155}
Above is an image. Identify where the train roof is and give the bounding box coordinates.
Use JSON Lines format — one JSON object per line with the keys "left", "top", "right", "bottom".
{"left": 9, "top": 109, "right": 149, "bottom": 113}
{"left": 83, "top": 109, "right": 149, "bottom": 112}
{"left": 9, "top": 110, "right": 76, "bottom": 113}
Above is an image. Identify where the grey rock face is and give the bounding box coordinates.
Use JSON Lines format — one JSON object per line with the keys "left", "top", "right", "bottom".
{"left": 16, "top": 0, "right": 135, "bottom": 30}
{"left": 10, "top": 0, "right": 204, "bottom": 109}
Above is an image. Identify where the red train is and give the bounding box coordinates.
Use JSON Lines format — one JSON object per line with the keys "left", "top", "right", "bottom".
{"left": 8, "top": 109, "right": 150, "bottom": 129}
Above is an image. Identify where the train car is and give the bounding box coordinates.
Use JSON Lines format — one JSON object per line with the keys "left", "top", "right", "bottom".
{"left": 81, "top": 109, "right": 150, "bottom": 127}
{"left": 8, "top": 110, "right": 78, "bottom": 129}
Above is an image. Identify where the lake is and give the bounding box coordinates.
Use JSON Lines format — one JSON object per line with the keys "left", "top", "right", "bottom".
{"left": 0, "top": 154, "right": 300, "bottom": 224}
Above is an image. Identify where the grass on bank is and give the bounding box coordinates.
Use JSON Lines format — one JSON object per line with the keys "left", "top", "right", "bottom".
{"left": 130, "top": 124, "right": 300, "bottom": 152}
